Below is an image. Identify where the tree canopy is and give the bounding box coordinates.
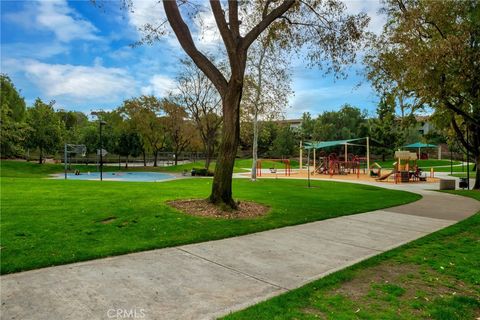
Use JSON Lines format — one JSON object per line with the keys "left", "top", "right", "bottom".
{"left": 366, "top": 0, "right": 480, "bottom": 189}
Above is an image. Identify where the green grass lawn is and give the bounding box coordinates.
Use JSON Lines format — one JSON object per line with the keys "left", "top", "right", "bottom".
{"left": 0, "top": 160, "right": 420, "bottom": 274}
{"left": 223, "top": 190, "right": 480, "bottom": 320}
{"left": 433, "top": 163, "right": 475, "bottom": 173}
{"left": 449, "top": 172, "right": 477, "bottom": 179}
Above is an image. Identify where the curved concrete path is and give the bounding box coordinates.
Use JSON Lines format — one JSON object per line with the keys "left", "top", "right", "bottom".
{"left": 1, "top": 181, "right": 479, "bottom": 320}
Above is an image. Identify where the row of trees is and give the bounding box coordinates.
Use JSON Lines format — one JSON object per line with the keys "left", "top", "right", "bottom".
{"left": 2, "top": 70, "right": 437, "bottom": 168}
{"left": 240, "top": 101, "right": 433, "bottom": 162}
{"left": 1, "top": 71, "right": 290, "bottom": 168}
{"left": 1, "top": 75, "right": 204, "bottom": 166}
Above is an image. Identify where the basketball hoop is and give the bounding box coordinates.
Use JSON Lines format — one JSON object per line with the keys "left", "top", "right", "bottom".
{"left": 64, "top": 144, "right": 87, "bottom": 179}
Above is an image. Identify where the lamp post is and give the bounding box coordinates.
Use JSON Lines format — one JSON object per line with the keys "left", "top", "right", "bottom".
{"left": 466, "top": 124, "right": 470, "bottom": 190}
{"left": 91, "top": 111, "right": 106, "bottom": 181}
{"left": 307, "top": 147, "right": 311, "bottom": 188}
{"left": 99, "top": 120, "right": 106, "bottom": 181}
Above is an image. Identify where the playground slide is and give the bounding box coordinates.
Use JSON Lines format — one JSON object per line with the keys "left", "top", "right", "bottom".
{"left": 376, "top": 171, "right": 395, "bottom": 181}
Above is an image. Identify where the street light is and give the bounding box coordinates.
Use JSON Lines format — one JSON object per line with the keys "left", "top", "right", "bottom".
{"left": 466, "top": 123, "right": 470, "bottom": 190}
{"left": 91, "top": 111, "right": 106, "bottom": 182}
{"left": 307, "top": 147, "right": 311, "bottom": 188}
{"left": 99, "top": 120, "right": 106, "bottom": 181}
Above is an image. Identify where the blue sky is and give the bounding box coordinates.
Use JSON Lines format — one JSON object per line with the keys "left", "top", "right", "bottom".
{"left": 1, "top": 0, "right": 385, "bottom": 118}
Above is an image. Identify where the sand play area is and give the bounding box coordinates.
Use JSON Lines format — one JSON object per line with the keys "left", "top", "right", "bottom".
{"left": 243, "top": 169, "right": 439, "bottom": 184}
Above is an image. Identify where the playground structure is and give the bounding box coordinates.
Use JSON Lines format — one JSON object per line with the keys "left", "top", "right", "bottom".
{"left": 369, "top": 162, "right": 382, "bottom": 178}
{"left": 313, "top": 152, "right": 365, "bottom": 178}
{"left": 244, "top": 138, "right": 438, "bottom": 185}
{"left": 302, "top": 138, "right": 370, "bottom": 178}
{"left": 256, "top": 159, "right": 291, "bottom": 177}
{"left": 376, "top": 150, "right": 429, "bottom": 183}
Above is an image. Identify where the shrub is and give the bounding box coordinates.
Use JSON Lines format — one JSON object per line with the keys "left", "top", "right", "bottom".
{"left": 191, "top": 168, "right": 214, "bottom": 176}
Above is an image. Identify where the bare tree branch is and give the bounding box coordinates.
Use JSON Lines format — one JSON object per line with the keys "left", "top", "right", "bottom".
{"left": 163, "top": 0, "right": 228, "bottom": 94}
{"left": 242, "top": 0, "right": 295, "bottom": 50}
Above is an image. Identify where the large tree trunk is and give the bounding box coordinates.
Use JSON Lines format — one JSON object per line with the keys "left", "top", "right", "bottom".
{"left": 154, "top": 150, "right": 158, "bottom": 167}
{"left": 474, "top": 155, "right": 480, "bottom": 190}
{"left": 125, "top": 155, "right": 128, "bottom": 169}
{"left": 209, "top": 82, "right": 243, "bottom": 208}
{"left": 38, "top": 147, "right": 43, "bottom": 164}
{"left": 143, "top": 151, "right": 147, "bottom": 166}
{"left": 162, "top": 0, "right": 296, "bottom": 209}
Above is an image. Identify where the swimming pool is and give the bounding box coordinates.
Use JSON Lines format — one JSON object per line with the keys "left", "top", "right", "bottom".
{"left": 55, "top": 171, "right": 176, "bottom": 182}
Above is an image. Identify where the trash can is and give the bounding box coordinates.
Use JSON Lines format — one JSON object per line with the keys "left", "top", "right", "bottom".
{"left": 459, "top": 178, "right": 468, "bottom": 189}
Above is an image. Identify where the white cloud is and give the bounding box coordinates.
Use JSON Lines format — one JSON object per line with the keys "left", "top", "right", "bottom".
{"left": 1, "top": 42, "right": 69, "bottom": 59}
{"left": 288, "top": 81, "right": 376, "bottom": 118}
{"left": 127, "top": 0, "right": 178, "bottom": 47}
{"left": 37, "top": 0, "right": 100, "bottom": 42}
{"left": 194, "top": 10, "right": 222, "bottom": 49}
{"left": 6, "top": 0, "right": 100, "bottom": 42}
{"left": 108, "top": 46, "right": 135, "bottom": 60}
{"left": 128, "top": 0, "right": 166, "bottom": 31}
{"left": 127, "top": 0, "right": 222, "bottom": 50}
{"left": 141, "top": 74, "right": 177, "bottom": 97}
{"left": 8, "top": 59, "right": 135, "bottom": 103}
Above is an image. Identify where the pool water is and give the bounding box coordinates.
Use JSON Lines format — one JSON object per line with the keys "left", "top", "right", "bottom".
{"left": 57, "top": 171, "right": 176, "bottom": 182}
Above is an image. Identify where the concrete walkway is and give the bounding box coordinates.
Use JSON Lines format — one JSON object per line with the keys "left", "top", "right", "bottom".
{"left": 1, "top": 182, "right": 479, "bottom": 320}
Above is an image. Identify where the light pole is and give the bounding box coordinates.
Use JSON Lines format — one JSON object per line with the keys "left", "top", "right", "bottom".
{"left": 91, "top": 111, "right": 106, "bottom": 181}
{"left": 99, "top": 120, "right": 106, "bottom": 181}
{"left": 307, "top": 147, "right": 311, "bottom": 188}
{"left": 466, "top": 123, "right": 470, "bottom": 190}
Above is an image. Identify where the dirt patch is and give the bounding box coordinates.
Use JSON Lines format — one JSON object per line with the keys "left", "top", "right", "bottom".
{"left": 98, "top": 216, "right": 116, "bottom": 224}
{"left": 334, "top": 262, "right": 477, "bottom": 304}
{"left": 335, "top": 263, "right": 419, "bottom": 300}
{"left": 167, "top": 199, "right": 270, "bottom": 219}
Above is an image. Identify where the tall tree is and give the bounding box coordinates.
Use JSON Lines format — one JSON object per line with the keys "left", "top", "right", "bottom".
{"left": 366, "top": 0, "right": 480, "bottom": 189}
{"left": 241, "top": 28, "right": 292, "bottom": 181}
{"left": 117, "top": 132, "right": 142, "bottom": 169}
{"left": 271, "top": 125, "right": 297, "bottom": 158}
{"left": 370, "top": 94, "right": 398, "bottom": 161}
{"left": 176, "top": 58, "right": 222, "bottom": 170}
{"left": 0, "top": 75, "right": 29, "bottom": 157}
{"left": 300, "top": 112, "right": 315, "bottom": 140}
{"left": 56, "top": 109, "right": 89, "bottom": 145}
{"left": 132, "top": 0, "right": 368, "bottom": 207}
{"left": 312, "top": 105, "right": 367, "bottom": 141}
{"left": 120, "top": 96, "right": 167, "bottom": 167}
{"left": 25, "top": 99, "right": 62, "bottom": 164}
{"left": 162, "top": 99, "right": 192, "bottom": 165}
